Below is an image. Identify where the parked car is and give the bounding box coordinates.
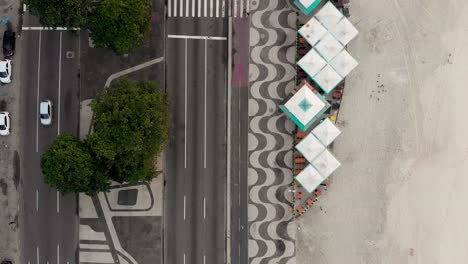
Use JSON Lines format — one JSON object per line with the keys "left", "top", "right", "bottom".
{"left": 1, "top": 260, "right": 12, "bottom": 264}
{"left": 0, "top": 59, "right": 11, "bottom": 84}
{"left": 40, "top": 100, "right": 52, "bottom": 126}
{"left": 3, "top": 30, "right": 15, "bottom": 58}
{"left": 0, "top": 112, "right": 10, "bottom": 136}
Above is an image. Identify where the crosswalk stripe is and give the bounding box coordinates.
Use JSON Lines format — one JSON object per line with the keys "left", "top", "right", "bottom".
{"left": 168, "top": 0, "right": 248, "bottom": 18}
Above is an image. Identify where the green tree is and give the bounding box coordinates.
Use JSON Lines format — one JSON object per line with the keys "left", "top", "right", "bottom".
{"left": 24, "top": 0, "right": 88, "bottom": 28}
{"left": 89, "top": 0, "right": 151, "bottom": 54}
{"left": 41, "top": 134, "right": 110, "bottom": 195}
{"left": 87, "top": 79, "right": 170, "bottom": 183}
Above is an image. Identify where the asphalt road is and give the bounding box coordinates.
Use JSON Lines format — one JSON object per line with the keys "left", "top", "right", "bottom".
{"left": 19, "top": 28, "right": 80, "bottom": 264}
{"left": 165, "top": 18, "right": 228, "bottom": 264}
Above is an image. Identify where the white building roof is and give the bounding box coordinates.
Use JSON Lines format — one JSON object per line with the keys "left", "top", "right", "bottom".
{"left": 314, "top": 32, "right": 344, "bottom": 62}
{"left": 330, "top": 49, "right": 358, "bottom": 77}
{"left": 298, "top": 17, "right": 327, "bottom": 46}
{"left": 315, "top": 1, "right": 343, "bottom": 29}
{"left": 297, "top": 49, "right": 327, "bottom": 77}
{"left": 313, "top": 64, "right": 343, "bottom": 94}
{"left": 295, "top": 165, "right": 325, "bottom": 193}
{"left": 284, "top": 84, "right": 327, "bottom": 127}
{"left": 311, "top": 149, "right": 341, "bottom": 178}
{"left": 312, "top": 118, "right": 341, "bottom": 146}
{"left": 295, "top": 132, "right": 325, "bottom": 162}
{"left": 330, "top": 17, "right": 359, "bottom": 46}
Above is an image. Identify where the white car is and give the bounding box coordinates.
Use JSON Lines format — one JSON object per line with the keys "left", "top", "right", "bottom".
{"left": 0, "top": 59, "right": 11, "bottom": 84}
{"left": 0, "top": 112, "right": 10, "bottom": 136}
{"left": 40, "top": 100, "right": 52, "bottom": 126}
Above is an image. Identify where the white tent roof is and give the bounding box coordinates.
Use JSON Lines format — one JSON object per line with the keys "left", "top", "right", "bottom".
{"left": 295, "top": 132, "right": 325, "bottom": 162}
{"left": 312, "top": 118, "right": 341, "bottom": 146}
{"left": 315, "top": 1, "right": 344, "bottom": 29}
{"left": 330, "top": 49, "right": 358, "bottom": 78}
{"left": 297, "top": 49, "right": 327, "bottom": 77}
{"left": 330, "top": 17, "right": 359, "bottom": 46}
{"left": 311, "top": 149, "right": 341, "bottom": 178}
{"left": 299, "top": 17, "right": 327, "bottom": 46}
{"left": 284, "top": 84, "right": 327, "bottom": 128}
{"left": 313, "top": 64, "right": 343, "bottom": 94}
{"left": 314, "top": 33, "right": 344, "bottom": 62}
{"left": 295, "top": 165, "right": 325, "bottom": 193}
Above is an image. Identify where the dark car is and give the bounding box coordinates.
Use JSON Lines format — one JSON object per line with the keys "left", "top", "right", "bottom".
{"left": 1, "top": 261, "right": 12, "bottom": 264}
{"left": 3, "top": 30, "right": 15, "bottom": 58}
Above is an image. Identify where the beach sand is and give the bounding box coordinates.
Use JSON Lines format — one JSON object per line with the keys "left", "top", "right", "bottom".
{"left": 297, "top": 0, "right": 468, "bottom": 263}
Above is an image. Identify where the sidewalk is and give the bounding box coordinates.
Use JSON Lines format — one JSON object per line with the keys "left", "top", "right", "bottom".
{"left": 0, "top": 0, "right": 22, "bottom": 263}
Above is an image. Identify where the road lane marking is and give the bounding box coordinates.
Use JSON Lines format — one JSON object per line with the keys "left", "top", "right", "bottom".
{"left": 204, "top": 197, "right": 206, "bottom": 219}
{"left": 57, "top": 191, "right": 60, "bottom": 213}
{"left": 168, "top": 34, "right": 227, "bottom": 40}
{"left": 37, "top": 247, "right": 39, "bottom": 264}
{"left": 184, "top": 195, "right": 186, "bottom": 220}
{"left": 58, "top": 32, "right": 62, "bottom": 135}
{"left": 174, "top": 0, "right": 177, "bottom": 17}
{"left": 204, "top": 0, "right": 208, "bottom": 17}
{"left": 22, "top": 27, "right": 80, "bottom": 31}
{"left": 210, "top": 0, "right": 213, "bottom": 17}
{"left": 186, "top": 0, "right": 189, "bottom": 16}
{"left": 36, "top": 31, "right": 42, "bottom": 153}
{"left": 57, "top": 244, "right": 60, "bottom": 264}
{"left": 204, "top": 39, "right": 207, "bottom": 169}
{"left": 234, "top": 0, "right": 237, "bottom": 17}
{"left": 184, "top": 253, "right": 186, "bottom": 264}
{"left": 192, "top": 0, "right": 195, "bottom": 16}
{"left": 204, "top": 255, "right": 206, "bottom": 264}
{"left": 246, "top": 0, "right": 250, "bottom": 13}
{"left": 36, "top": 190, "right": 39, "bottom": 211}
{"left": 216, "top": 0, "right": 219, "bottom": 17}
{"left": 226, "top": 17, "right": 232, "bottom": 264}
{"left": 179, "top": 0, "right": 183, "bottom": 17}
{"left": 240, "top": 0, "right": 243, "bottom": 17}
{"left": 198, "top": 0, "right": 202, "bottom": 16}
{"left": 184, "top": 39, "right": 187, "bottom": 169}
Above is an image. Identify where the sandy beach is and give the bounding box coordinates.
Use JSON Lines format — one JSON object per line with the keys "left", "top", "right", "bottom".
{"left": 297, "top": 0, "right": 468, "bottom": 263}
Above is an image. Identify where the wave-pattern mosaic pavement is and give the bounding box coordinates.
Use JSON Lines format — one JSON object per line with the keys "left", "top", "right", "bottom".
{"left": 248, "top": 0, "right": 297, "bottom": 263}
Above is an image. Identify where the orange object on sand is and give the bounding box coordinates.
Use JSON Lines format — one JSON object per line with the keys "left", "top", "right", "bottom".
{"left": 295, "top": 157, "right": 306, "bottom": 164}
{"left": 297, "top": 206, "right": 305, "bottom": 214}
{"left": 296, "top": 131, "right": 306, "bottom": 139}
{"left": 295, "top": 168, "right": 303, "bottom": 175}
{"left": 314, "top": 189, "right": 322, "bottom": 197}
{"left": 306, "top": 198, "right": 314, "bottom": 206}
{"left": 321, "top": 179, "right": 329, "bottom": 186}
{"left": 297, "top": 192, "right": 303, "bottom": 200}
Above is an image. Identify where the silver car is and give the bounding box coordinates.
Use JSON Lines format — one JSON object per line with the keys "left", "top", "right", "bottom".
{"left": 0, "top": 112, "right": 10, "bottom": 136}
{"left": 0, "top": 59, "right": 11, "bottom": 84}
{"left": 40, "top": 100, "right": 52, "bottom": 126}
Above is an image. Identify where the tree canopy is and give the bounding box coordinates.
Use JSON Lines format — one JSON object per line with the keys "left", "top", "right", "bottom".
{"left": 87, "top": 79, "right": 170, "bottom": 183}
{"left": 25, "top": 0, "right": 88, "bottom": 28}
{"left": 41, "top": 134, "right": 110, "bottom": 195}
{"left": 89, "top": 0, "right": 152, "bottom": 54}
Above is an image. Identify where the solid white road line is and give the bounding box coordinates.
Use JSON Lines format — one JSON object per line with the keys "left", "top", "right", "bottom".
{"left": 184, "top": 195, "right": 186, "bottom": 220}
{"left": 168, "top": 0, "right": 172, "bottom": 17}
{"left": 246, "top": 0, "right": 250, "bottom": 13}
{"left": 198, "top": 0, "right": 202, "bottom": 17}
{"left": 204, "top": 0, "right": 208, "bottom": 17}
{"left": 168, "top": 34, "right": 227, "bottom": 40}
{"left": 184, "top": 39, "right": 187, "bottom": 169}
{"left": 184, "top": 253, "right": 186, "bottom": 264}
{"left": 36, "top": 31, "right": 42, "bottom": 153}
{"left": 216, "top": 0, "right": 220, "bottom": 17}
{"left": 204, "top": 197, "right": 206, "bottom": 219}
{"left": 204, "top": 39, "right": 207, "bottom": 169}
{"left": 36, "top": 247, "right": 39, "bottom": 264}
{"left": 186, "top": 0, "right": 189, "bottom": 17}
{"left": 179, "top": 0, "right": 183, "bottom": 17}
{"left": 234, "top": 0, "right": 237, "bottom": 17}
{"left": 58, "top": 32, "right": 62, "bottom": 135}
{"left": 210, "top": 0, "right": 214, "bottom": 17}
{"left": 226, "top": 16, "right": 232, "bottom": 264}
{"left": 192, "top": 0, "right": 195, "bottom": 17}
{"left": 57, "top": 191, "right": 60, "bottom": 213}
{"left": 57, "top": 244, "right": 60, "bottom": 264}
{"left": 240, "top": 0, "right": 244, "bottom": 17}
{"left": 204, "top": 255, "right": 206, "bottom": 264}
{"left": 22, "top": 27, "right": 79, "bottom": 31}
{"left": 36, "top": 190, "right": 39, "bottom": 211}
{"left": 174, "top": 0, "right": 177, "bottom": 17}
